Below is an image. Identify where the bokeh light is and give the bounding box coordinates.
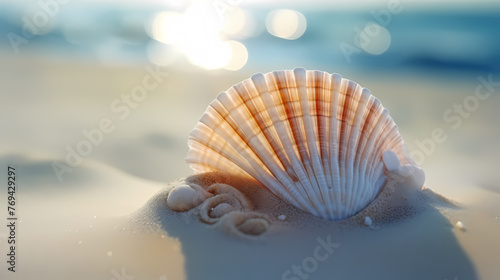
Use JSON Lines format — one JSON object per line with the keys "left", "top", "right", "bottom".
{"left": 266, "top": 9, "right": 307, "bottom": 40}
{"left": 221, "top": 8, "right": 246, "bottom": 35}
{"left": 359, "top": 24, "right": 391, "bottom": 55}
{"left": 149, "top": 11, "right": 184, "bottom": 45}
{"left": 221, "top": 8, "right": 255, "bottom": 39}
{"left": 147, "top": 3, "right": 248, "bottom": 70}
{"left": 185, "top": 39, "right": 232, "bottom": 70}
{"left": 223, "top": 41, "right": 248, "bottom": 71}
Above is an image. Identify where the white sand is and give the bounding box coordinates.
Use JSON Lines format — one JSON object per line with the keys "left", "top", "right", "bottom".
{"left": 1, "top": 56, "right": 499, "bottom": 279}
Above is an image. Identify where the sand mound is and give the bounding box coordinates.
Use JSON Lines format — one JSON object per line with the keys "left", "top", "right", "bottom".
{"left": 136, "top": 170, "right": 456, "bottom": 239}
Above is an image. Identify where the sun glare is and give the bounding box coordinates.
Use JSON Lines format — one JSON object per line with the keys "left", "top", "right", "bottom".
{"left": 150, "top": 11, "right": 184, "bottom": 45}
{"left": 148, "top": 3, "right": 249, "bottom": 70}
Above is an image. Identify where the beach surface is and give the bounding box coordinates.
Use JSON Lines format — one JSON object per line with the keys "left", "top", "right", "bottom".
{"left": 1, "top": 56, "right": 499, "bottom": 280}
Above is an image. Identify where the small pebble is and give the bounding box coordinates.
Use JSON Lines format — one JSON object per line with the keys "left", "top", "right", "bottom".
{"left": 278, "top": 214, "right": 286, "bottom": 221}
{"left": 455, "top": 221, "right": 465, "bottom": 231}
{"left": 364, "top": 216, "right": 373, "bottom": 227}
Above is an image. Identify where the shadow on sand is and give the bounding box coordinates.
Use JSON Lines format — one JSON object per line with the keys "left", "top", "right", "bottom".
{"left": 137, "top": 185, "right": 477, "bottom": 280}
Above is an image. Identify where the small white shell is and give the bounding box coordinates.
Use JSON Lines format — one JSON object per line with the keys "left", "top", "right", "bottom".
{"left": 166, "top": 183, "right": 213, "bottom": 212}
{"left": 364, "top": 216, "right": 373, "bottom": 227}
{"left": 187, "top": 68, "right": 424, "bottom": 220}
{"left": 382, "top": 150, "right": 402, "bottom": 172}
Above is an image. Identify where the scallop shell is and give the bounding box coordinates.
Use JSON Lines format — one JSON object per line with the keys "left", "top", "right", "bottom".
{"left": 186, "top": 68, "right": 424, "bottom": 220}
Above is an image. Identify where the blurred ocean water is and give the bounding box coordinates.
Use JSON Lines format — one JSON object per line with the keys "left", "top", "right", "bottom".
{"left": 0, "top": 1, "right": 499, "bottom": 75}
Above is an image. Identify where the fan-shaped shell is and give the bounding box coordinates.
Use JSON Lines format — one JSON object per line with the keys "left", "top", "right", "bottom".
{"left": 186, "top": 68, "right": 422, "bottom": 220}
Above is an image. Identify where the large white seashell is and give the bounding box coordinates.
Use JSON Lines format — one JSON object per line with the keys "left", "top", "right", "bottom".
{"left": 186, "top": 68, "right": 424, "bottom": 220}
